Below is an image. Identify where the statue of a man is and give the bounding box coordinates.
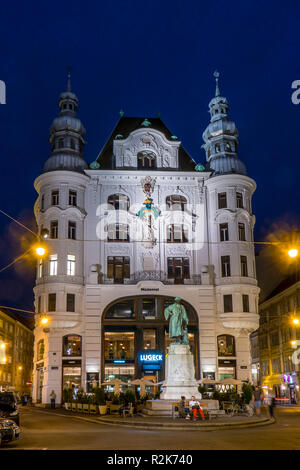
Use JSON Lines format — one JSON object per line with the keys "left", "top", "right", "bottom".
{"left": 164, "top": 297, "right": 189, "bottom": 344}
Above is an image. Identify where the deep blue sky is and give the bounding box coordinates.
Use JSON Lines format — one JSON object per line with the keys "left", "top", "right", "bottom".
{"left": 0, "top": 0, "right": 299, "bottom": 313}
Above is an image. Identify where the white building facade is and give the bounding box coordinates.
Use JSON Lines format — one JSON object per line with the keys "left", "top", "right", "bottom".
{"left": 32, "top": 74, "right": 260, "bottom": 404}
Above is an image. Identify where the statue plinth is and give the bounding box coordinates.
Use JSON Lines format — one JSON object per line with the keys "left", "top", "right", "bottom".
{"left": 160, "top": 343, "right": 201, "bottom": 400}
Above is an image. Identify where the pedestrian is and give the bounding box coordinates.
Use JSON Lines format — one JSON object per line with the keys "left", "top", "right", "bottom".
{"left": 50, "top": 390, "right": 56, "bottom": 409}
{"left": 251, "top": 386, "right": 264, "bottom": 416}
{"left": 268, "top": 394, "right": 276, "bottom": 418}
{"left": 189, "top": 396, "right": 205, "bottom": 421}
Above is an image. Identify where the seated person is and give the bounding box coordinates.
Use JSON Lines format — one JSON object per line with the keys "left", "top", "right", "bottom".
{"left": 189, "top": 396, "right": 205, "bottom": 421}
{"left": 178, "top": 396, "right": 190, "bottom": 418}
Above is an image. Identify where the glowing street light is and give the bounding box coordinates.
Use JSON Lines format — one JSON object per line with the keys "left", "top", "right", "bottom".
{"left": 35, "top": 246, "right": 46, "bottom": 257}
{"left": 291, "top": 340, "right": 296, "bottom": 346}
{"left": 288, "top": 248, "right": 299, "bottom": 258}
{"left": 40, "top": 316, "right": 49, "bottom": 325}
{"left": 293, "top": 318, "right": 300, "bottom": 325}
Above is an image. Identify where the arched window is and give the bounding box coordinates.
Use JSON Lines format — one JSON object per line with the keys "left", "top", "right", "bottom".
{"left": 215, "top": 144, "right": 221, "bottom": 153}
{"left": 58, "top": 138, "right": 64, "bottom": 149}
{"left": 70, "top": 138, "right": 75, "bottom": 150}
{"left": 107, "top": 194, "right": 130, "bottom": 211}
{"left": 63, "top": 335, "right": 82, "bottom": 357}
{"left": 166, "top": 195, "right": 187, "bottom": 211}
{"left": 137, "top": 151, "right": 156, "bottom": 169}
{"left": 217, "top": 335, "right": 235, "bottom": 356}
{"left": 37, "top": 340, "right": 44, "bottom": 361}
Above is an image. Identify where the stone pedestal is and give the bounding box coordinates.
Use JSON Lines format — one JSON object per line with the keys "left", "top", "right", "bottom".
{"left": 160, "top": 343, "right": 201, "bottom": 400}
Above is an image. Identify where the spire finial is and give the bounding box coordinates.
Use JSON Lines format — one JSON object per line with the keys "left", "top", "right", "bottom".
{"left": 214, "top": 70, "right": 220, "bottom": 97}
{"left": 119, "top": 109, "right": 124, "bottom": 117}
{"left": 67, "top": 66, "right": 72, "bottom": 92}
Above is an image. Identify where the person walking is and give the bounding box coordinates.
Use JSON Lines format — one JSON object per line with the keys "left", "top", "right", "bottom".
{"left": 50, "top": 390, "right": 56, "bottom": 409}
{"left": 252, "top": 386, "right": 264, "bottom": 416}
{"left": 268, "top": 393, "right": 276, "bottom": 419}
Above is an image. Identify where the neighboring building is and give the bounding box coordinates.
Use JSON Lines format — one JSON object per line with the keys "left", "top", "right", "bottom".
{"left": 32, "top": 72, "right": 260, "bottom": 405}
{"left": 0, "top": 308, "right": 34, "bottom": 395}
{"left": 250, "top": 329, "right": 260, "bottom": 386}
{"left": 258, "top": 274, "right": 300, "bottom": 403}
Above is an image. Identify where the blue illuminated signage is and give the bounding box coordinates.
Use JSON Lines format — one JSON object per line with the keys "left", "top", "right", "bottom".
{"left": 138, "top": 350, "right": 164, "bottom": 364}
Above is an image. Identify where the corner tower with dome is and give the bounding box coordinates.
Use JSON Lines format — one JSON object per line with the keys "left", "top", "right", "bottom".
{"left": 32, "top": 72, "right": 259, "bottom": 405}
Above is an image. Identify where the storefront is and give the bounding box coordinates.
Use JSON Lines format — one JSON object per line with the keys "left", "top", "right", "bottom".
{"left": 102, "top": 295, "right": 199, "bottom": 384}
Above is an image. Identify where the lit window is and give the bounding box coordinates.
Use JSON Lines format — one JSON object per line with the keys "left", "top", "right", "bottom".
{"left": 167, "top": 224, "right": 188, "bottom": 243}
{"left": 219, "top": 223, "right": 229, "bottom": 241}
{"left": 67, "top": 255, "right": 76, "bottom": 276}
{"left": 49, "top": 254, "right": 58, "bottom": 276}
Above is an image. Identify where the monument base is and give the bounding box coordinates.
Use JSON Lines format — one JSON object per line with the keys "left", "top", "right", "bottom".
{"left": 160, "top": 343, "right": 201, "bottom": 400}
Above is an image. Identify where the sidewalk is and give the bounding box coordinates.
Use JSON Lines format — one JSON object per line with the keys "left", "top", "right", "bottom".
{"left": 24, "top": 406, "right": 275, "bottom": 431}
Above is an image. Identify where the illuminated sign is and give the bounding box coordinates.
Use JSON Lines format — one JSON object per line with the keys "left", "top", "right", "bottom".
{"left": 138, "top": 351, "right": 163, "bottom": 363}
{"left": 114, "top": 360, "right": 126, "bottom": 364}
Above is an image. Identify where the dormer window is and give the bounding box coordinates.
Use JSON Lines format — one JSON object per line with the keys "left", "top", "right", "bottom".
{"left": 68, "top": 104, "right": 72, "bottom": 110}
{"left": 70, "top": 139, "right": 75, "bottom": 150}
{"left": 215, "top": 144, "right": 221, "bottom": 153}
{"left": 137, "top": 151, "right": 156, "bottom": 169}
{"left": 58, "top": 139, "right": 64, "bottom": 149}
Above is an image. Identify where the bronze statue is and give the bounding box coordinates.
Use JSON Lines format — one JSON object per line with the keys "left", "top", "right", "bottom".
{"left": 164, "top": 297, "right": 189, "bottom": 345}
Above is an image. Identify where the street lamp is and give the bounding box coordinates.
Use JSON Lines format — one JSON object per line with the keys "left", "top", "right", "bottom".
{"left": 288, "top": 248, "right": 299, "bottom": 258}
{"left": 40, "top": 316, "right": 49, "bottom": 325}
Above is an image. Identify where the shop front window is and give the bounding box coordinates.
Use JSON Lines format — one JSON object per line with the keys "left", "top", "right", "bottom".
{"left": 104, "top": 332, "right": 135, "bottom": 361}
{"left": 62, "top": 367, "right": 81, "bottom": 395}
{"left": 142, "top": 298, "right": 157, "bottom": 320}
{"left": 104, "top": 366, "right": 135, "bottom": 387}
{"left": 143, "top": 329, "right": 156, "bottom": 349}
{"left": 63, "top": 335, "right": 82, "bottom": 357}
{"left": 37, "top": 340, "right": 44, "bottom": 361}
{"left": 217, "top": 335, "right": 235, "bottom": 356}
{"left": 105, "top": 299, "right": 135, "bottom": 319}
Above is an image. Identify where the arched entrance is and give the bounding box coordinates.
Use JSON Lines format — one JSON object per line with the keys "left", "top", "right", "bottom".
{"left": 102, "top": 295, "right": 199, "bottom": 384}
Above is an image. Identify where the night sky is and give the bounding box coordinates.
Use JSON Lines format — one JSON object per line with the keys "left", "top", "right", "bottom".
{"left": 0, "top": 0, "right": 300, "bottom": 314}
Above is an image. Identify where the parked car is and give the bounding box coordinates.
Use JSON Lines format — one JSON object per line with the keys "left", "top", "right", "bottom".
{"left": 0, "top": 392, "right": 20, "bottom": 425}
{"left": 0, "top": 418, "right": 20, "bottom": 446}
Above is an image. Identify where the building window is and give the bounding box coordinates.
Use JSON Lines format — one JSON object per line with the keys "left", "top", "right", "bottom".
{"left": 261, "top": 360, "right": 270, "bottom": 376}
{"left": 217, "top": 335, "right": 235, "bottom": 356}
{"left": 40, "top": 194, "right": 44, "bottom": 211}
{"left": 236, "top": 192, "right": 243, "bottom": 209}
{"left": 63, "top": 335, "right": 81, "bottom": 357}
{"left": 238, "top": 223, "right": 246, "bottom": 241}
{"left": 50, "top": 220, "right": 58, "bottom": 239}
{"left": 259, "top": 335, "right": 268, "bottom": 350}
{"left": 224, "top": 294, "right": 233, "bottom": 313}
{"left": 143, "top": 329, "right": 156, "bottom": 349}
{"left": 48, "top": 293, "right": 56, "bottom": 312}
{"left": 142, "top": 298, "right": 158, "bottom": 320}
{"left": 167, "top": 257, "right": 190, "bottom": 284}
{"left": 166, "top": 195, "right": 187, "bottom": 211}
{"left": 51, "top": 190, "right": 59, "bottom": 206}
{"left": 242, "top": 294, "right": 249, "bottom": 312}
{"left": 241, "top": 255, "right": 248, "bottom": 277}
{"left": 270, "top": 332, "right": 279, "bottom": 347}
{"left": 69, "top": 190, "right": 77, "bottom": 206}
{"left": 66, "top": 293, "right": 75, "bottom": 312}
{"left": 104, "top": 332, "right": 134, "bottom": 361}
{"left": 137, "top": 151, "right": 156, "bottom": 169}
{"left": 221, "top": 256, "right": 231, "bottom": 277}
{"left": 107, "top": 256, "right": 130, "bottom": 283}
{"left": 272, "top": 357, "right": 281, "bottom": 374}
{"left": 107, "top": 224, "right": 129, "bottom": 242}
{"left": 67, "top": 255, "right": 76, "bottom": 276}
{"left": 218, "top": 193, "right": 227, "bottom": 209}
{"left": 167, "top": 224, "right": 188, "bottom": 243}
{"left": 70, "top": 138, "right": 75, "bottom": 149}
{"left": 58, "top": 139, "right": 64, "bottom": 149}
{"left": 219, "top": 223, "right": 229, "bottom": 241}
{"left": 105, "top": 299, "right": 135, "bottom": 319}
{"left": 107, "top": 194, "right": 130, "bottom": 211}
{"left": 37, "top": 340, "right": 44, "bottom": 361}
{"left": 49, "top": 254, "right": 58, "bottom": 276}
{"left": 68, "top": 221, "right": 76, "bottom": 240}
{"left": 38, "top": 259, "right": 43, "bottom": 278}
